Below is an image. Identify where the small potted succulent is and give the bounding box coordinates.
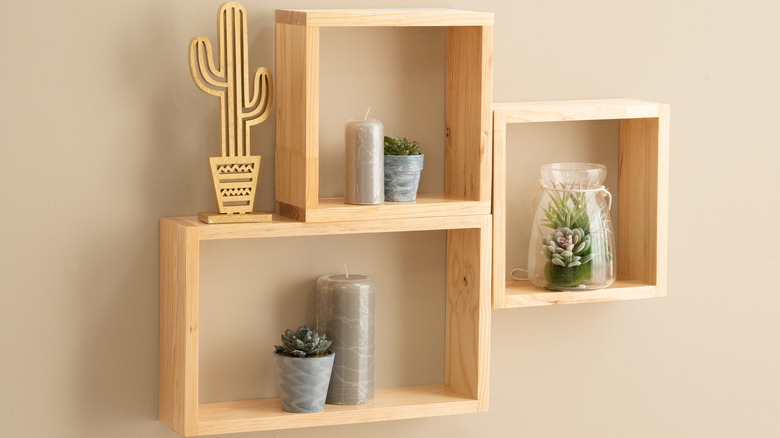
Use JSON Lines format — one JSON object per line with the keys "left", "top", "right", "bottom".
{"left": 383, "top": 136, "right": 424, "bottom": 202}
{"left": 273, "top": 326, "right": 334, "bottom": 413}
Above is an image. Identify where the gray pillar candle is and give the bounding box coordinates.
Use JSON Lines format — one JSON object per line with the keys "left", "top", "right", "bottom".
{"left": 345, "top": 117, "right": 384, "bottom": 205}
{"left": 315, "top": 274, "right": 375, "bottom": 405}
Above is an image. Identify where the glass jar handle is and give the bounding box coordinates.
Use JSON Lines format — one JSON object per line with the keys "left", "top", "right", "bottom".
{"left": 509, "top": 268, "right": 529, "bottom": 281}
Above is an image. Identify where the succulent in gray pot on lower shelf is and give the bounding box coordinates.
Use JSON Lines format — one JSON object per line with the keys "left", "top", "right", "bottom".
{"left": 384, "top": 136, "right": 424, "bottom": 202}
{"left": 273, "top": 326, "right": 335, "bottom": 413}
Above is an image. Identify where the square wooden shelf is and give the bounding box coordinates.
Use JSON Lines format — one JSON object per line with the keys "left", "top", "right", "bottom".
{"left": 491, "top": 98, "right": 670, "bottom": 308}
{"left": 274, "top": 9, "right": 494, "bottom": 222}
{"left": 159, "top": 214, "right": 491, "bottom": 436}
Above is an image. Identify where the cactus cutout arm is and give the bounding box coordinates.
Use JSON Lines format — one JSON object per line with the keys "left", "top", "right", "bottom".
{"left": 245, "top": 67, "right": 273, "bottom": 124}
{"left": 189, "top": 37, "right": 227, "bottom": 95}
{"left": 241, "top": 67, "right": 273, "bottom": 156}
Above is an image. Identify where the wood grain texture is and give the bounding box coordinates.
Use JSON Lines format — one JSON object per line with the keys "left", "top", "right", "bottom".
{"left": 445, "top": 25, "right": 494, "bottom": 202}
{"left": 197, "top": 384, "right": 478, "bottom": 435}
{"left": 491, "top": 109, "right": 506, "bottom": 309}
{"left": 289, "top": 194, "right": 489, "bottom": 223}
{"left": 493, "top": 98, "right": 661, "bottom": 123}
{"left": 504, "top": 279, "right": 658, "bottom": 308}
{"left": 444, "top": 215, "right": 491, "bottom": 411}
{"left": 491, "top": 99, "right": 669, "bottom": 309}
{"left": 159, "top": 218, "right": 200, "bottom": 436}
{"left": 618, "top": 105, "right": 670, "bottom": 294}
{"left": 274, "top": 21, "right": 319, "bottom": 213}
{"left": 169, "top": 214, "right": 484, "bottom": 241}
{"left": 655, "top": 105, "right": 670, "bottom": 296}
{"left": 275, "top": 9, "right": 494, "bottom": 27}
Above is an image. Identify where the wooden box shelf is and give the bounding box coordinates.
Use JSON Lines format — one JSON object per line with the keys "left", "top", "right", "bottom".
{"left": 274, "top": 9, "right": 494, "bottom": 222}
{"left": 159, "top": 214, "right": 491, "bottom": 436}
{"left": 492, "top": 99, "right": 670, "bottom": 309}
{"left": 197, "top": 384, "right": 477, "bottom": 435}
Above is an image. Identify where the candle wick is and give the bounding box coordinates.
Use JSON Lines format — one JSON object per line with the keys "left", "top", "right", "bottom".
{"left": 344, "top": 263, "right": 349, "bottom": 279}
{"left": 364, "top": 107, "right": 371, "bottom": 120}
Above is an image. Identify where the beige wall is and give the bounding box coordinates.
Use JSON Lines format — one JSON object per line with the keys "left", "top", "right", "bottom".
{"left": 2, "top": 0, "right": 779, "bottom": 437}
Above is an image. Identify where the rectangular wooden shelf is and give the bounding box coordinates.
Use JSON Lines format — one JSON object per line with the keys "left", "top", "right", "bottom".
{"left": 276, "top": 9, "right": 494, "bottom": 27}
{"left": 160, "top": 213, "right": 492, "bottom": 436}
{"left": 196, "top": 384, "right": 477, "bottom": 435}
{"left": 277, "top": 193, "right": 490, "bottom": 223}
{"left": 275, "top": 8, "right": 493, "bottom": 222}
{"left": 167, "top": 213, "right": 487, "bottom": 240}
{"left": 492, "top": 98, "right": 664, "bottom": 123}
{"left": 503, "top": 279, "right": 658, "bottom": 308}
{"left": 492, "top": 98, "right": 669, "bottom": 309}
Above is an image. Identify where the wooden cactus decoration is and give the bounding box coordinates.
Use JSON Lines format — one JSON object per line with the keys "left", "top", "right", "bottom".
{"left": 189, "top": 2, "right": 273, "bottom": 216}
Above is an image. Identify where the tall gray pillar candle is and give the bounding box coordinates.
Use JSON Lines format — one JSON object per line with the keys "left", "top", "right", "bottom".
{"left": 316, "top": 274, "right": 375, "bottom": 405}
{"left": 345, "top": 118, "right": 384, "bottom": 204}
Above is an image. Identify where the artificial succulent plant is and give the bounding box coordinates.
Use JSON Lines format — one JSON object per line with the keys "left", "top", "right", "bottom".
{"left": 542, "top": 227, "right": 594, "bottom": 268}
{"left": 384, "top": 136, "right": 422, "bottom": 155}
{"left": 539, "top": 190, "right": 608, "bottom": 287}
{"left": 274, "top": 326, "right": 332, "bottom": 358}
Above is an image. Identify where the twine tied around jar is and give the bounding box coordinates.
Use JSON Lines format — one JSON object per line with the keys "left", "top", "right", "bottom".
{"left": 509, "top": 180, "right": 613, "bottom": 282}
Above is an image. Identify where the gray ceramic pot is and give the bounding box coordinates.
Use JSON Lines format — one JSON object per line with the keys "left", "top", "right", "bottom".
{"left": 273, "top": 351, "right": 335, "bottom": 413}
{"left": 384, "top": 154, "right": 424, "bottom": 202}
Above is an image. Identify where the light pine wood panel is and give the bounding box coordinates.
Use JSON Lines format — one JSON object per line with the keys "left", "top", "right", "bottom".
{"left": 275, "top": 9, "right": 494, "bottom": 27}
{"left": 300, "top": 194, "right": 489, "bottom": 223}
{"left": 504, "top": 279, "right": 657, "bottom": 307}
{"left": 618, "top": 106, "right": 670, "bottom": 292}
{"left": 196, "top": 384, "right": 478, "bottom": 435}
{"left": 491, "top": 99, "right": 669, "bottom": 309}
{"left": 445, "top": 25, "right": 494, "bottom": 202}
{"left": 655, "top": 106, "right": 671, "bottom": 295}
{"left": 159, "top": 218, "right": 200, "bottom": 436}
{"left": 171, "top": 214, "right": 484, "bottom": 241}
{"left": 491, "top": 109, "right": 507, "bottom": 309}
{"left": 274, "top": 22, "right": 319, "bottom": 213}
{"left": 444, "top": 216, "right": 491, "bottom": 411}
{"left": 493, "top": 98, "right": 662, "bottom": 123}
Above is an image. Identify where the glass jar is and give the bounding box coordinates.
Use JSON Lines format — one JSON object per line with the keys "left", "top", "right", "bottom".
{"left": 527, "top": 163, "right": 615, "bottom": 291}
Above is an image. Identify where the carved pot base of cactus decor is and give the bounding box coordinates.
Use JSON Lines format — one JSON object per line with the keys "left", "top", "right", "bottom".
{"left": 202, "top": 156, "right": 272, "bottom": 223}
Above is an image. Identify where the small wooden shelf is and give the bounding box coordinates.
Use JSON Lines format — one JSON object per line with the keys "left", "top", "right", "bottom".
{"left": 504, "top": 279, "right": 658, "bottom": 308}
{"left": 197, "top": 384, "right": 476, "bottom": 435}
{"left": 276, "top": 8, "right": 494, "bottom": 27}
{"left": 275, "top": 8, "right": 494, "bottom": 222}
{"left": 276, "top": 193, "right": 490, "bottom": 223}
{"left": 167, "top": 212, "right": 487, "bottom": 240}
{"left": 492, "top": 98, "right": 669, "bottom": 309}
{"left": 159, "top": 214, "right": 491, "bottom": 436}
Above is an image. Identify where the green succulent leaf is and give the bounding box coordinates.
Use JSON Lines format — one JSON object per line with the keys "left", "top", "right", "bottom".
{"left": 580, "top": 254, "right": 594, "bottom": 264}
{"left": 384, "top": 136, "right": 422, "bottom": 155}
{"left": 274, "top": 326, "right": 332, "bottom": 357}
